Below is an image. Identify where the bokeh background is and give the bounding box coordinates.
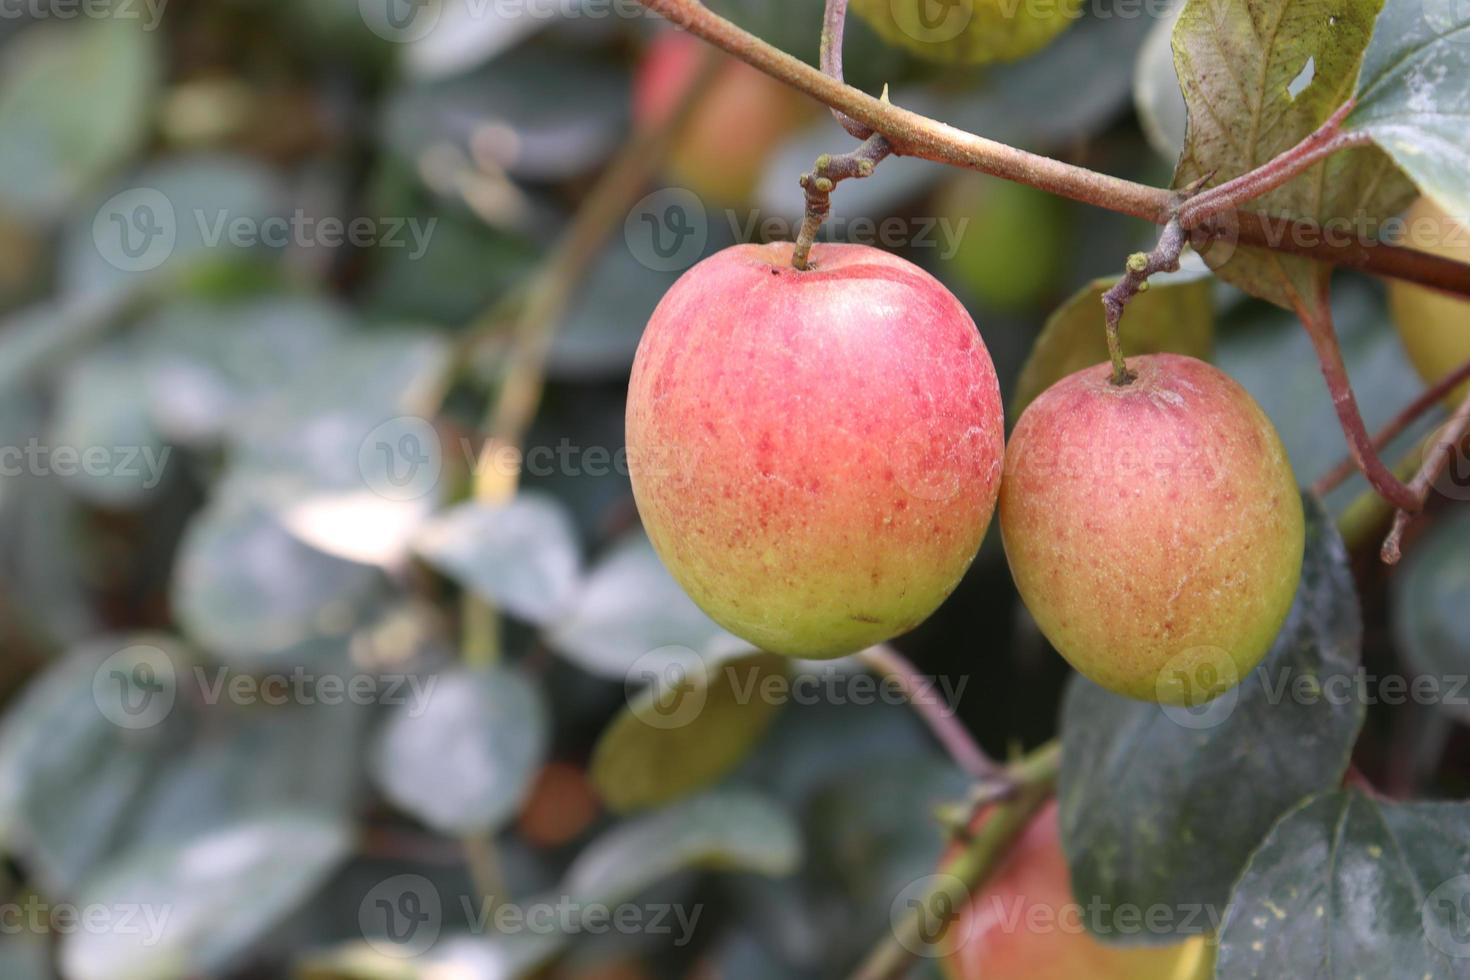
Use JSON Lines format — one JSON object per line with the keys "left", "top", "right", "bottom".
{"left": 0, "top": 0, "right": 1466, "bottom": 977}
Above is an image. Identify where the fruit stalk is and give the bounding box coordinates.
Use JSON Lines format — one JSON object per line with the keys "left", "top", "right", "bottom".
{"left": 861, "top": 645, "right": 999, "bottom": 778}
{"left": 1100, "top": 218, "right": 1187, "bottom": 386}
{"left": 792, "top": 134, "right": 891, "bottom": 269}
{"left": 631, "top": 0, "right": 1470, "bottom": 298}
{"left": 1381, "top": 383, "right": 1470, "bottom": 563}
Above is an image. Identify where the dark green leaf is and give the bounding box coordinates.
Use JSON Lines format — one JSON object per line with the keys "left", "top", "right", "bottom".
{"left": 1217, "top": 790, "right": 1470, "bottom": 978}
{"left": 592, "top": 651, "right": 786, "bottom": 812}
{"left": 370, "top": 666, "right": 548, "bottom": 836}
{"left": 413, "top": 493, "right": 582, "bottom": 626}
{"left": 1392, "top": 509, "right": 1470, "bottom": 725}
{"left": 1348, "top": 0, "right": 1470, "bottom": 223}
{"left": 59, "top": 811, "right": 353, "bottom": 980}
{"left": 1059, "top": 496, "right": 1364, "bottom": 941}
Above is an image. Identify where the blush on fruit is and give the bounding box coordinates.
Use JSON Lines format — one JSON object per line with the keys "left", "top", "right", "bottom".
{"left": 626, "top": 242, "right": 1005, "bottom": 658}
{"left": 999, "top": 354, "right": 1303, "bottom": 703}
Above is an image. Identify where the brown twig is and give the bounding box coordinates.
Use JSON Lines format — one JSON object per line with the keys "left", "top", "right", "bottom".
{"left": 1314, "top": 356, "right": 1470, "bottom": 497}
{"left": 820, "top": 0, "right": 871, "bottom": 140}
{"left": 1293, "top": 283, "right": 1419, "bottom": 512}
{"left": 792, "top": 134, "right": 892, "bottom": 269}
{"left": 1381, "top": 385, "right": 1470, "bottom": 564}
{"left": 634, "top": 0, "right": 1470, "bottom": 298}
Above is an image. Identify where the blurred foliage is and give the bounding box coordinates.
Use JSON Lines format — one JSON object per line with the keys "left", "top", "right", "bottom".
{"left": 0, "top": 0, "right": 1465, "bottom": 978}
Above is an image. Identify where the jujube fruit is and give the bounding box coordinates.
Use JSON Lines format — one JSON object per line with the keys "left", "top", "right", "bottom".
{"left": 626, "top": 242, "right": 1005, "bottom": 658}
{"left": 940, "top": 800, "right": 1211, "bottom": 980}
{"left": 851, "top": 0, "right": 1082, "bottom": 65}
{"left": 1388, "top": 197, "right": 1470, "bottom": 407}
{"left": 999, "top": 354, "right": 1303, "bottom": 703}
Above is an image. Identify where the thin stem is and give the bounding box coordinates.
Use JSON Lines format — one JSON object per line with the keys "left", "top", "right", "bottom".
{"left": 820, "top": 0, "right": 871, "bottom": 140}
{"left": 1293, "top": 286, "right": 1419, "bottom": 512}
{"left": 634, "top": 0, "right": 1470, "bottom": 298}
{"left": 1177, "top": 102, "right": 1367, "bottom": 229}
{"left": 462, "top": 833, "right": 507, "bottom": 915}
{"left": 1314, "top": 354, "right": 1470, "bottom": 497}
{"left": 852, "top": 741, "right": 1061, "bottom": 980}
{"left": 860, "top": 645, "right": 999, "bottom": 779}
{"left": 1100, "top": 218, "right": 1188, "bottom": 385}
{"left": 792, "top": 135, "right": 892, "bottom": 269}
{"left": 1381, "top": 384, "right": 1470, "bottom": 563}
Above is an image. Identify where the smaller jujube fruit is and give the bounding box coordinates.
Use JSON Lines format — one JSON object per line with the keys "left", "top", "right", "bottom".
{"left": 851, "top": 0, "right": 1082, "bottom": 65}
{"left": 626, "top": 242, "right": 1005, "bottom": 659}
{"left": 1389, "top": 197, "right": 1470, "bottom": 408}
{"left": 999, "top": 354, "right": 1303, "bottom": 703}
{"left": 940, "top": 801, "right": 1212, "bottom": 980}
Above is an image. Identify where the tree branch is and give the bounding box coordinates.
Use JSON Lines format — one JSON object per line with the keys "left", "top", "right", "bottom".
{"left": 635, "top": 0, "right": 1470, "bottom": 299}
{"left": 820, "top": 0, "right": 871, "bottom": 140}
{"left": 1381, "top": 385, "right": 1470, "bottom": 564}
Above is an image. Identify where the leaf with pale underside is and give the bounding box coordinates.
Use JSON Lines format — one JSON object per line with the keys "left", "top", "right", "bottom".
{"left": 1172, "top": 0, "right": 1415, "bottom": 312}
{"left": 1347, "top": 0, "right": 1470, "bottom": 225}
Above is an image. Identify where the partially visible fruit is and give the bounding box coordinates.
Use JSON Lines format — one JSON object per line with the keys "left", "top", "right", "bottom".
{"left": 850, "top": 0, "right": 1082, "bottom": 65}
{"left": 1389, "top": 197, "right": 1470, "bottom": 407}
{"left": 1000, "top": 354, "right": 1303, "bottom": 703}
{"left": 938, "top": 175, "right": 1070, "bottom": 311}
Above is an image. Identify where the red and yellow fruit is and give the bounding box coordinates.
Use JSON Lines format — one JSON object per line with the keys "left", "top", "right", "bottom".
{"left": 940, "top": 801, "right": 1211, "bottom": 980}
{"left": 626, "top": 242, "right": 1005, "bottom": 658}
{"left": 999, "top": 354, "right": 1303, "bottom": 703}
{"left": 1389, "top": 197, "right": 1470, "bottom": 407}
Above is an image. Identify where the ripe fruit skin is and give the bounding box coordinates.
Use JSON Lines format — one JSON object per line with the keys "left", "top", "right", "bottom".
{"left": 1000, "top": 354, "right": 1303, "bottom": 703}
{"left": 626, "top": 242, "right": 1004, "bottom": 659}
{"left": 851, "top": 0, "right": 1081, "bottom": 65}
{"left": 941, "top": 801, "right": 1210, "bottom": 980}
{"left": 1389, "top": 198, "right": 1470, "bottom": 407}
{"left": 633, "top": 30, "right": 808, "bottom": 205}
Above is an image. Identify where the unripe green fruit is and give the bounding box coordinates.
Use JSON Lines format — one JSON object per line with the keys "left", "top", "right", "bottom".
{"left": 1388, "top": 197, "right": 1470, "bottom": 408}
{"left": 626, "top": 242, "right": 1005, "bottom": 659}
{"left": 851, "top": 0, "right": 1081, "bottom": 65}
{"left": 999, "top": 354, "right": 1303, "bottom": 703}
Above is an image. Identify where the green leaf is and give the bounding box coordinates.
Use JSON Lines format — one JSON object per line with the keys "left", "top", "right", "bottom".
{"left": 172, "top": 496, "right": 382, "bottom": 668}
{"left": 58, "top": 811, "right": 353, "bottom": 980}
{"left": 564, "top": 790, "right": 801, "bottom": 906}
{"left": 1058, "top": 496, "right": 1364, "bottom": 941}
{"left": 1347, "top": 0, "right": 1470, "bottom": 224}
{"left": 548, "top": 531, "right": 735, "bottom": 679}
{"left": 1216, "top": 790, "right": 1470, "bottom": 977}
{"left": 591, "top": 652, "right": 786, "bottom": 813}
{"left": 1392, "top": 509, "right": 1470, "bottom": 725}
{"left": 370, "top": 666, "right": 548, "bottom": 836}
{"left": 48, "top": 342, "right": 169, "bottom": 508}
{"left": 1172, "top": 0, "right": 1414, "bottom": 311}
{"left": 1011, "top": 260, "right": 1214, "bottom": 418}
{"left": 413, "top": 493, "right": 582, "bottom": 626}
{"left": 0, "top": 18, "right": 158, "bottom": 222}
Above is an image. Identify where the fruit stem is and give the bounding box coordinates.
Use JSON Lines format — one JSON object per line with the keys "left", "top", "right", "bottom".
{"left": 860, "top": 645, "right": 1000, "bottom": 778}
{"left": 1100, "top": 218, "right": 1188, "bottom": 386}
{"left": 853, "top": 741, "right": 1061, "bottom": 980}
{"left": 792, "top": 134, "right": 892, "bottom": 270}
{"left": 1381, "top": 382, "right": 1470, "bottom": 563}
{"left": 1313, "top": 353, "right": 1470, "bottom": 498}
{"left": 632, "top": 0, "right": 1470, "bottom": 298}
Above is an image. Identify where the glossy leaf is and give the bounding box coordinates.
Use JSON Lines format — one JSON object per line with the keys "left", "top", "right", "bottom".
{"left": 592, "top": 651, "right": 786, "bottom": 812}
{"left": 413, "top": 493, "right": 582, "bottom": 626}
{"left": 370, "top": 666, "right": 548, "bottom": 836}
{"left": 1216, "top": 790, "right": 1470, "bottom": 977}
{"left": 1059, "top": 497, "right": 1365, "bottom": 941}
{"left": 1348, "top": 0, "right": 1470, "bottom": 224}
